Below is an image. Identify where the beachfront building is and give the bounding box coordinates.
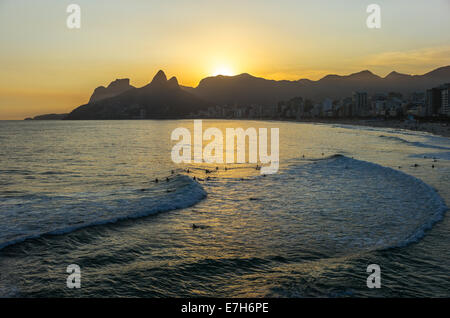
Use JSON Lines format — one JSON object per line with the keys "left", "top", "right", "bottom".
{"left": 311, "top": 103, "right": 322, "bottom": 117}
{"left": 322, "top": 98, "right": 333, "bottom": 117}
{"left": 296, "top": 101, "right": 305, "bottom": 120}
{"left": 263, "top": 104, "right": 277, "bottom": 118}
{"left": 370, "top": 93, "right": 387, "bottom": 116}
{"left": 374, "top": 100, "right": 386, "bottom": 116}
{"left": 426, "top": 87, "right": 442, "bottom": 116}
{"left": 407, "top": 92, "right": 426, "bottom": 117}
{"left": 426, "top": 84, "right": 450, "bottom": 117}
{"left": 386, "top": 98, "right": 403, "bottom": 117}
{"left": 440, "top": 84, "right": 450, "bottom": 116}
{"left": 352, "top": 91, "right": 368, "bottom": 117}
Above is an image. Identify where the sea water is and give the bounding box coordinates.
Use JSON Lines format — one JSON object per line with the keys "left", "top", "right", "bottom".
{"left": 0, "top": 120, "right": 449, "bottom": 297}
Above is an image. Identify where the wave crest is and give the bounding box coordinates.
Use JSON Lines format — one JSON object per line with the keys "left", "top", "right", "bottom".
{"left": 0, "top": 174, "right": 206, "bottom": 250}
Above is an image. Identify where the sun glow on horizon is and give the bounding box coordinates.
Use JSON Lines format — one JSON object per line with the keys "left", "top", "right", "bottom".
{"left": 212, "top": 65, "right": 235, "bottom": 77}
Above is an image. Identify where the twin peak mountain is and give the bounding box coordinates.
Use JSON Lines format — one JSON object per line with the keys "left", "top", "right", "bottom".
{"left": 88, "top": 70, "right": 179, "bottom": 103}
{"left": 66, "top": 66, "right": 450, "bottom": 120}
{"left": 68, "top": 70, "right": 209, "bottom": 120}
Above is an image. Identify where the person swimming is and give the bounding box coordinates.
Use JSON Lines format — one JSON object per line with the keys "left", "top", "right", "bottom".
{"left": 192, "top": 223, "right": 208, "bottom": 229}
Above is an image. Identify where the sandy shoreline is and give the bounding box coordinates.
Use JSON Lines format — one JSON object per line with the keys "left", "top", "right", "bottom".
{"left": 294, "top": 118, "right": 450, "bottom": 138}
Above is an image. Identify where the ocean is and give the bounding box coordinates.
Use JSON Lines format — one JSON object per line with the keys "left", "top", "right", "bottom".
{"left": 0, "top": 119, "right": 449, "bottom": 297}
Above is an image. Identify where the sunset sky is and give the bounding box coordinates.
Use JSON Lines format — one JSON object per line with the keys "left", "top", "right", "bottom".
{"left": 1, "top": 0, "right": 449, "bottom": 119}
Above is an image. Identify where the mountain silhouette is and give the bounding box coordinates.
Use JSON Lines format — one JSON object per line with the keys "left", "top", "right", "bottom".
{"left": 421, "top": 66, "right": 450, "bottom": 80}
{"left": 183, "top": 65, "right": 450, "bottom": 105}
{"left": 89, "top": 78, "right": 134, "bottom": 103}
{"left": 25, "top": 113, "right": 68, "bottom": 120}
{"left": 384, "top": 71, "right": 411, "bottom": 80}
{"left": 185, "top": 73, "right": 304, "bottom": 107}
{"left": 66, "top": 70, "right": 212, "bottom": 120}
{"left": 63, "top": 65, "right": 450, "bottom": 120}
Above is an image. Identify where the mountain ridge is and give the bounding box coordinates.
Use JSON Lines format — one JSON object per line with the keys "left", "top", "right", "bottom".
{"left": 181, "top": 65, "right": 450, "bottom": 105}
{"left": 51, "top": 65, "right": 450, "bottom": 120}
{"left": 89, "top": 78, "right": 134, "bottom": 103}
{"left": 66, "top": 71, "right": 212, "bottom": 120}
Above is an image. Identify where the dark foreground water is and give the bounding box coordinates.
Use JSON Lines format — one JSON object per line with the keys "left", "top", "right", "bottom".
{"left": 0, "top": 120, "right": 449, "bottom": 297}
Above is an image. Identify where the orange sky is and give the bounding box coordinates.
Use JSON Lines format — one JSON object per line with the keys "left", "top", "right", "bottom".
{"left": 0, "top": 0, "right": 449, "bottom": 119}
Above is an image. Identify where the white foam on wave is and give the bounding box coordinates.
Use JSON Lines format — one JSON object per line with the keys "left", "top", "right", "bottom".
{"left": 233, "top": 154, "right": 448, "bottom": 253}
{"left": 0, "top": 175, "right": 206, "bottom": 250}
{"left": 305, "top": 155, "right": 446, "bottom": 250}
{"left": 378, "top": 135, "right": 450, "bottom": 150}
{"left": 327, "top": 122, "right": 436, "bottom": 138}
{"left": 409, "top": 151, "right": 450, "bottom": 160}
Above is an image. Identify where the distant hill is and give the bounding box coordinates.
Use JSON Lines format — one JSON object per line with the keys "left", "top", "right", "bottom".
{"left": 183, "top": 65, "right": 450, "bottom": 105}
{"left": 25, "top": 113, "right": 68, "bottom": 120}
{"left": 51, "top": 65, "right": 450, "bottom": 120}
{"left": 66, "top": 70, "right": 212, "bottom": 120}
{"left": 89, "top": 78, "right": 134, "bottom": 103}
{"left": 186, "top": 73, "right": 303, "bottom": 107}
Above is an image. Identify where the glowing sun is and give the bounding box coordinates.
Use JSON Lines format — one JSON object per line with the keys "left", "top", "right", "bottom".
{"left": 212, "top": 65, "right": 234, "bottom": 76}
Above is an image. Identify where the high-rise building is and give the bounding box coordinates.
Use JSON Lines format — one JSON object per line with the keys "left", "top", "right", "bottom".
{"left": 441, "top": 84, "right": 450, "bottom": 116}
{"left": 426, "top": 84, "right": 450, "bottom": 116}
{"left": 352, "top": 92, "right": 368, "bottom": 117}
{"left": 426, "top": 87, "right": 441, "bottom": 116}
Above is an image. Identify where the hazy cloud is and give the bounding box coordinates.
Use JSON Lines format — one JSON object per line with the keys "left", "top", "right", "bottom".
{"left": 365, "top": 46, "right": 450, "bottom": 72}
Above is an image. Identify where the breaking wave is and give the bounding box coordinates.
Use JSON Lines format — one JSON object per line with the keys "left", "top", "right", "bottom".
{"left": 0, "top": 174, "right": 206, "bottom": 250}
{"left": 247, "top": 154, "right": 447, "bottom": 253}
{"left": 379, "top": 135, "right": 450, "bottom": 150}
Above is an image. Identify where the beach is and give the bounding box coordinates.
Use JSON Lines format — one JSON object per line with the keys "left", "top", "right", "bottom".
{"left": 296, "top": 118, "right": 450, "bottom": 138}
